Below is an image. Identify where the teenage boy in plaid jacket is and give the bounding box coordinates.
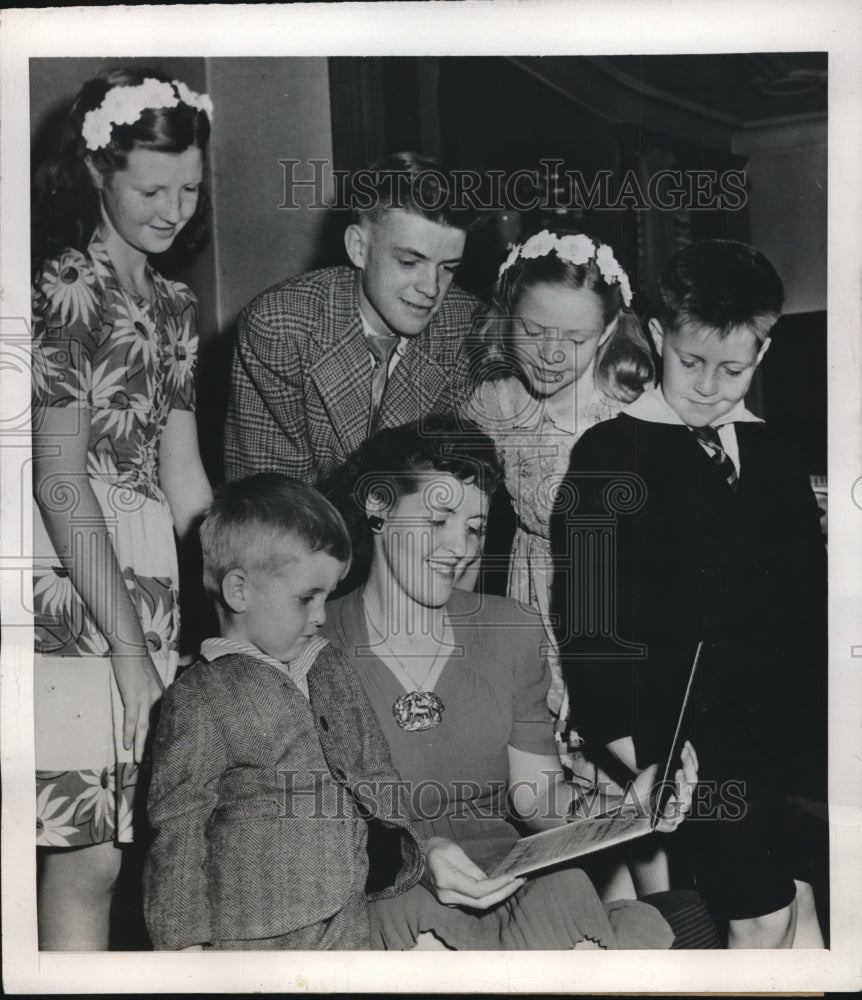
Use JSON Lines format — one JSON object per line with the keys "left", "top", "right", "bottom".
{"left": 225, "top": 152, "right": 481, "bottom": 485}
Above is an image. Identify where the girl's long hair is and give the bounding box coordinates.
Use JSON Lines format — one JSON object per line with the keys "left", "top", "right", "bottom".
{"left": 471, "top": 230, "right": 655, "bottom": 404}
{"left": 32, "top": 66, "right": 211, "bottom": 275}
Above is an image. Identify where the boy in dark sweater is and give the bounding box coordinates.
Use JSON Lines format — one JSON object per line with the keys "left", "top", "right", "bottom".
{"left": 144, "top": 473, "right": 422, "bottom": 950}
{"left": 552, "top": 240, "right": 826, "bottom": 948}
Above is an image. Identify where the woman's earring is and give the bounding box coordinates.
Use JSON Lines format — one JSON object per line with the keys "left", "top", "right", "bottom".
{"left": 368, "top": 515, "right": 385, "bottom": 534}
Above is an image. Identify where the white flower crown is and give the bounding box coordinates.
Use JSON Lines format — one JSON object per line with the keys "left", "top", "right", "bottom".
{"left": 498, "top": 229, "right": 633, "bottom": 307}
{"left": 82, "top": 77, "right": 214, "bottom": 152}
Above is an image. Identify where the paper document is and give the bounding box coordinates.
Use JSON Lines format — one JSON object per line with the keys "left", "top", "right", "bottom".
{"left": 490, "top": 641, "right": 705, "bottom": 879}
{"left": 489, "top": 809, "right": 652, "bottom": 878}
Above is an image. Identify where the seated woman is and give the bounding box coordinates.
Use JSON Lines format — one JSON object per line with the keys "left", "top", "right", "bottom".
{"left": 320, "top": 415, "right": 706, "bottom": 950}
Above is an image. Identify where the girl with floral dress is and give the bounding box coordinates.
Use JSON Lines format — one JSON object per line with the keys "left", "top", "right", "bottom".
{"left": 31, "top": 67, "right": 214, "bottom": 949}
{"left": 464, "top": 229, "right": 655, "bottom": 740}
{"left": 463, "top": 230, "right": 662, "bottom": 901}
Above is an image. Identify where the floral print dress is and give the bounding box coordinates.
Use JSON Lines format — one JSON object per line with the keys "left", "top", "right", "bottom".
{"left": 32, "top": 239, "right": 198, "bottom": 847}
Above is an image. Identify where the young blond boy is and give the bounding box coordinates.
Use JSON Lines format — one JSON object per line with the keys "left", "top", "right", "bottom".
{"left": 144, "top": 473, "right": 422, "bottom": 950}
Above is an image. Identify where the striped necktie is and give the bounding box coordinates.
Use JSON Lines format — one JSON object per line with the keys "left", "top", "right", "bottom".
{"left": 692, "top": 425, "right": 738, "bottom": 492}
{"left": 366, "top": 333, "right": 399, "bottom": 436}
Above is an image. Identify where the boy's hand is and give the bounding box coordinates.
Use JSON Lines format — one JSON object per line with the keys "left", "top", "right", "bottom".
{"left": 632, "top": 740, "right": 699, "bottom": 832}
{"left": 422, "top": 836, "right": 524, "bottom": 909}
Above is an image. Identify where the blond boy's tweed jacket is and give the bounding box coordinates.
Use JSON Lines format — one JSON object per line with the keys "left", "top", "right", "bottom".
{"left": 224, "top": 266, "right": 479, "bottom": 484}
{"left": 144, "top": 643, "right": 424, "bottom": 950}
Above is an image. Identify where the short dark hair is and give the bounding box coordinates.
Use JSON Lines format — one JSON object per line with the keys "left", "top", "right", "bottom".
{"left": 350, "top": 151, "right": 480, "bottom": 230}
{"left": 200, "top": 473, "right": 351, "bottom": 602}
{"left": 658, "top": 239, "right": 784, "bottom": 342}
{"left": 320, "top": 414, "right": 502, "bottom": 592}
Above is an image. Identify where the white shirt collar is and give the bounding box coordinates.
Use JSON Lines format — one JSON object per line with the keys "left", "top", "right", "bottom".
{"left": 359, "top": 309, "right": 407, "bottom": 358}
{"left": 623, "top": 385, "right": 763, "bottom": 427}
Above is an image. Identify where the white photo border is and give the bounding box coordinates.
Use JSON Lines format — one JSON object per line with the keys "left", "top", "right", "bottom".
{"left": 2, "top": 1, "right": 861, "bottom": 993}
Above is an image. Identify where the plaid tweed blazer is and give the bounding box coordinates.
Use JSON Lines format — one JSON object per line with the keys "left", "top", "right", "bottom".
{"left": 224, "top": 266, "right": 479, "bottom": 483}
{"left": 144, "top": 643, "right": 424, "bottom": 950}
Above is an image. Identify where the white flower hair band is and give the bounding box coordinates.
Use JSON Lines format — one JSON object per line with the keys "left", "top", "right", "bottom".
{"left": 82, "top": 78, "right": 214, "bottom": 152}
{"left": 498, "top": 229, "right": 633, "bottom": 307}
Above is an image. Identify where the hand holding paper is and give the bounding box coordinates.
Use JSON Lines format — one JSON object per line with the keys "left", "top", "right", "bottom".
{"left": 633, "top": 740, "right": 699, "bottom": 831}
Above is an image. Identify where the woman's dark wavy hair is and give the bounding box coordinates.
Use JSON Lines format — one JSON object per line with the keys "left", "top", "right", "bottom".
{"left": 469, "top": 227, "right": 655, "bottom": 404}
{"left": 319, "top": 413, "right": 502, "bottom": 595}
{"left": 32, "top": 66, "right": 212, "bottom": 275}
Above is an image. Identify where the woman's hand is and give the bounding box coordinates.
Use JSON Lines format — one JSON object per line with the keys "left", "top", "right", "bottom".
{"left": 631, "top": 741, "right": 699, "bottom": 832}
{"left": 422, "top": 837, "right": 525, "bottom": 910}
{"left": 110, "top": 647, "right": 165, "bottom": 762}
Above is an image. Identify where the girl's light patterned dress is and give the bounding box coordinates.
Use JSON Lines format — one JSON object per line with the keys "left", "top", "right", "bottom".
{"left": 32, "top": 239, "right": 198, "bottom": 847}
{"left": 464, "top": 376, "right": 624, "bottom": 729}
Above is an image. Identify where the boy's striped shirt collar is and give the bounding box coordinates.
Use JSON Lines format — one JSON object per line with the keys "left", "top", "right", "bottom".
{"left": 200, "top": 635, "right": 329, "bottom": 699}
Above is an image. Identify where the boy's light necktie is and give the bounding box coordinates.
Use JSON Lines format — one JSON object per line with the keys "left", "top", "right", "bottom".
{"left": 692, "top": 425, "right": 738, "bottom": 493}
{"left": 367, "top": 333, "right": 400, "bottom": 436}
